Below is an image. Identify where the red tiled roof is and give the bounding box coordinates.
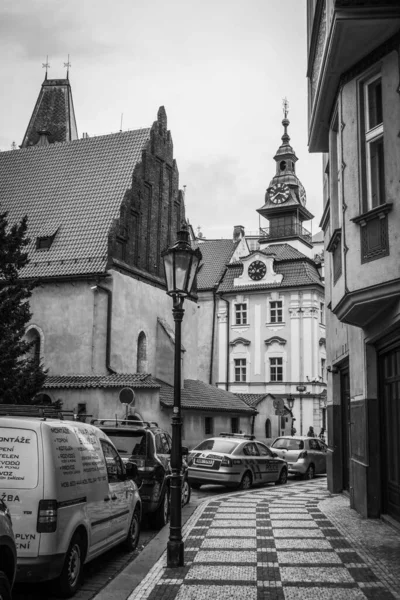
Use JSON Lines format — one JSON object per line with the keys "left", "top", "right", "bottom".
{"left": 159, "top": 379, "right": 256, "bottom": 414}
{"left": 236, "top": 393, "right": 268, "bottom": 407}
{"left": 196, "top": 239, "right": 237, "bottom": 290}
{"left": 43, "top": 373, "right": 160, "bottom": 389}
{"left": 0, "top": 128, "right": 150, "bottom": 278}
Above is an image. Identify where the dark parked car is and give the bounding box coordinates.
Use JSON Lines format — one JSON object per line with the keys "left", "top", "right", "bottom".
{"left": 94, "top": 419, "right": 190, "bottom": 529}
{"left": 0, "top": 499, "right": 17, "bottom": 600}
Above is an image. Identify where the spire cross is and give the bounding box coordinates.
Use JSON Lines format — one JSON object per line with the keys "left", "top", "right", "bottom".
{"left": 64, "top": 54, "right": 71, "bottom": 78}
{"left": 282, "top": 97, "right": 289, "bottom": 119}
{"left": 42, "top": 56, "right": 50, "bottom": 78}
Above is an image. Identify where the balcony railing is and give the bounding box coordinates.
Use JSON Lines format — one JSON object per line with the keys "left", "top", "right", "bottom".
{"left": 260, "top": 224, "right": 312, "bottom": 245}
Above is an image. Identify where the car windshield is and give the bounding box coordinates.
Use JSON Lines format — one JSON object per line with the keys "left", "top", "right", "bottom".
{"left": 271, "top": 438, "right": 304, "bottom": 451}
{"left": 193, "top": 438, "right": 239, "bottom": 454}
{"left": 105, "top": 431, "right": 147, "bottom": 456}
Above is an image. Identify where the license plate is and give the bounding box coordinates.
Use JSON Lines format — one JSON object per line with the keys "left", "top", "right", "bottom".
{"left": 195, "top": 458, "right": 214, "bottom": 466}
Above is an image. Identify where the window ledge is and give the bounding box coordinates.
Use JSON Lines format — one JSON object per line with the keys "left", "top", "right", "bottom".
{"left": 326, "top": 228, "right": 341, "bottom": 253}
{"left": 351, "top": 203, "right": 393, "bottom": 226}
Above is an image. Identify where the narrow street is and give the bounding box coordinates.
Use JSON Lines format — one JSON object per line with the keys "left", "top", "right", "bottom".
{"left": 12, "top": 477, "right": 311, "bottom": 600}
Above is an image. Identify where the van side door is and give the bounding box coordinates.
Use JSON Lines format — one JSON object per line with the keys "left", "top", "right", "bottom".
{"left": 100, "top": 440, "right": 132, "bottom": 543}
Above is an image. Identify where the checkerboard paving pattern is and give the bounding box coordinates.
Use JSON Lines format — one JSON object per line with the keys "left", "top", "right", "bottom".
{"left": 130, "top": 480, "right": 400, "bottom": 600}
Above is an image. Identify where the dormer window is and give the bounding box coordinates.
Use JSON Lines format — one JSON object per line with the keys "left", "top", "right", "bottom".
{"left": 36, "top": 222, "right": 59, "bottom": 251}
{"left": 36, "top": 236, "right": 54, "bottom": 250}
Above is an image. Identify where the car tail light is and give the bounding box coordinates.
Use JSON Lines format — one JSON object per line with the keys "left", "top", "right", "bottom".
{"left": 297, "top": 451, "right": 308, "bottom": 460}
{"left": 221, "top": 456, "right": 232, "bottom": 467}
{"left": 37, "top": 500, "right": 58, "bottom": 533}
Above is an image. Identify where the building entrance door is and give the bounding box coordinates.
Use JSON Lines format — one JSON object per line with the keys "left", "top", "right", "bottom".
{"left": 340, "top": 366, "right": 350, "bottom": 492}
{"left": 379, "top": 344, "right": 400, "bottom": 522}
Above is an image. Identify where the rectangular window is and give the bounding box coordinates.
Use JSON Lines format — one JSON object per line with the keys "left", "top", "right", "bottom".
{"left": 231, "top": 417, "right": 239, "bottom": 434}
{"left": 320, "top": 302, "right": 325, "bottom": 325}
{"left": 321, "top": 358, "right": 326, "bottom": 381}
{"left": 363, "top": 75, "right": 385, "bottom": 210}
{"left": 204, "top": 417, "right": 213, "bottom": 435}
{"left": 234, "top": 358, "right": 246, "bottom": 382}
{"left": 270, "top": 301, "right": 283, "bottom": 323}
{"left": 235, "top": 303, "right": 247, "bottom": 325}
{"left": 270, "top": 357, "right": 283, "bottom": 382}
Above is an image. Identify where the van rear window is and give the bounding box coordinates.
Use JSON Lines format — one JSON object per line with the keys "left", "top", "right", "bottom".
{"left": 0, "top": 428, "right": 38, "bottom": 489}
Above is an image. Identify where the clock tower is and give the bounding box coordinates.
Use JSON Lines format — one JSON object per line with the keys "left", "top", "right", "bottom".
{"left": 257, "top": 99, "right": 314, "bottom": 256}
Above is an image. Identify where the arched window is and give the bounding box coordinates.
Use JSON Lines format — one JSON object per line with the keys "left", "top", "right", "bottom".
{"left": 265, "top": 418, "right": 271, "bottom": 438}
{"left": 137, "top": 331, "right": 148, "bottom": 373}
{"left": 26, "top": 327, "right": 41, "bottom": 366}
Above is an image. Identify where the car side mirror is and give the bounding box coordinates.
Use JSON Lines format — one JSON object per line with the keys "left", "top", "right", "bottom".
{"left": 125, "top": 462, "right": 138, "bottom": 479}
{"left": 271, "top": 452, "right": 278, "bottom": 458}
{"left": 181, "top": 446, "right": 189, "bottom": 456}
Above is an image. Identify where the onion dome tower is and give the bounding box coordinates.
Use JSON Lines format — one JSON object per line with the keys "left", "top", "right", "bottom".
{"left": 257, "top": 99, "right": 314, "bottom": 254}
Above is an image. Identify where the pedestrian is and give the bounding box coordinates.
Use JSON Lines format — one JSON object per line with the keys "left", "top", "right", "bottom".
{"left": 319, "top": 427, "right": 325, "bottom": 439}
{"left": 307, "top": 426, "right": 315, "bottom": 437}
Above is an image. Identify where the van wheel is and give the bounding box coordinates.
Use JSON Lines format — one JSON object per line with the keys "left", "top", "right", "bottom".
{"left": 0, "top": 572, "right": 12, "bottom": 600}
{"left": 151, "top": 489, "right": 169, "bottom": 529}
{"left": 57, "top": 532, "right": 84, "bottom": 598}
{"left": 123, "top": 507, "right": 141, "bottom": 552}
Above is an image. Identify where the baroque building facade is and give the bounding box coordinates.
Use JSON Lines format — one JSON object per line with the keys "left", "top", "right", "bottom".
{"left": 197, "top": 110, "right": 326, "bottom": 444}
{"left": 307, "top": 0, "right": 400, "bottom": 523}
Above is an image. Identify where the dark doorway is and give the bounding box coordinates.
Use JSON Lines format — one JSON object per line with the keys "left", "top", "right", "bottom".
{"left": 379, "top": 344, "right": 400, "bottom": 522}
{"left": 340, "top": 365, "right": 351, "bottom": 492}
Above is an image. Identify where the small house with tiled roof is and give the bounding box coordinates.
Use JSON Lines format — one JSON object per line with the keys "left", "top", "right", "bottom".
{"left": 196, "top": 106, "right": 327, "bottom": 443}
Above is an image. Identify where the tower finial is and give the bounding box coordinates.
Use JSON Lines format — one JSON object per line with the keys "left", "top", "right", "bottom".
{"left": 282, "top": 97, "right": 289, "bottom": 119}
{"left": 64, "top": 54, "right": 71, "bottom": 79}
{"left": 42, "top": 55, "right": 50, "bottom": 79}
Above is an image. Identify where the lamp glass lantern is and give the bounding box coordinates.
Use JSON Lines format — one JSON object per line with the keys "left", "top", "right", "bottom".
{"left": 287, "top": 395, "right": 295, "bottom": 409}
{"left": 162, "top": 227, "right": 202, "bottom": 298}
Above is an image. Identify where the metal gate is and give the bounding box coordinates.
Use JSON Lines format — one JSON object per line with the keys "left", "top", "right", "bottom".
{"left": 379, "top": 344, "right": 400, "bottom": 522}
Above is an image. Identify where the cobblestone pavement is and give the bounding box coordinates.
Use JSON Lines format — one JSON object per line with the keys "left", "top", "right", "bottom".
{"left": 129, "top": 479, "right": 400, "bottom": 600}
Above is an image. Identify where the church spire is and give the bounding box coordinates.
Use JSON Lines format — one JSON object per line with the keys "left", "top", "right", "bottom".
{"left": 21, "top": 71, "right": 78, "bottom": 148}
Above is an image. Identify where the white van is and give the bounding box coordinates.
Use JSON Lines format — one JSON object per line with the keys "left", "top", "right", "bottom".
{"left": 0, "top": 413, "right": 142, "bottom": 597}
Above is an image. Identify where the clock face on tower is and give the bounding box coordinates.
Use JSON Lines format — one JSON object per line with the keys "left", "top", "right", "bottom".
{"left": 248, "top": 260, "right": 266, "bottom": 281}
{"left": 268, "top": 182, "right": 290, "bottom": 204}
{"left": 298, "top": 182, "right": 307, "bottom": 206}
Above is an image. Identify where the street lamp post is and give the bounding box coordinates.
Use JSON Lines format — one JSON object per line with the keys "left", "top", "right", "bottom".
{"left": 162, "top": 224, "right": 202, "bottom": 568}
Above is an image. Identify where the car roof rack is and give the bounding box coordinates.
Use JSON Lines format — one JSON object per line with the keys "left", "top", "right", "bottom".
{"left": 219, "top": 432, "right": 255, "bottom": 440}
{"left": 0, "top": 404, "right": 68, "bottom": 420}
{"left": 90, "top": 418, "right": 159, "bottom": 428}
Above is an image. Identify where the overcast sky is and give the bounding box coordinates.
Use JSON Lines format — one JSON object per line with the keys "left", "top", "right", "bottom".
{"left": 0, "top": 0, "right": 323, "bottom": 239}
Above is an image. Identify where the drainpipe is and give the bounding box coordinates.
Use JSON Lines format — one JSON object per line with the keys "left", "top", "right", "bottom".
{"left": 218, "top": 294, "right": 230, "bottom": 391}
{"left": 209, "top": 289, "right": 217, "bottom": 384}
{"left": 209, "top": 267, "right": 228, "bottom": 385}
{"left": 91, "top": 283, "right": 116, "bottom": 374}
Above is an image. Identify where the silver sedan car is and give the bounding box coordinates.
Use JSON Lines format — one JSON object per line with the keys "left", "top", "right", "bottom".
{"left": 269, "top": 436, "right": 327, "bottom": 479}
{"left": 187, "top": 433, "right": 288, "bottom": 490}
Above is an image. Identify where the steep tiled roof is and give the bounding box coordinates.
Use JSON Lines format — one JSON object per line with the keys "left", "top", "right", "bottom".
{"left": 218, "top": 259, "right": 322, "bottom": 293}
{"left": 21, "top": 78, "right": 78, "bottom": 147}
{"left": 196, "top": 239, "right": 237, "bottom": 290}
{"left": 159, "top": 379, "right": 256, "bottom": 414}
{"left": 236, "top": 393, "right": 268, "bottom": 407}
{"left": 43, "top": 373, "right": 160, "bottom": 389}
{"left": 0, "top": 129, "right": 150, "bottom": 278}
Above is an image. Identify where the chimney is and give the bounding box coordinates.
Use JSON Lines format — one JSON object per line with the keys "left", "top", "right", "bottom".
{"left": 36, "top": 130, "right": 50, "bottom": 146}
{"left": 233, "top": 225, "right": 245, "bottom": 242}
